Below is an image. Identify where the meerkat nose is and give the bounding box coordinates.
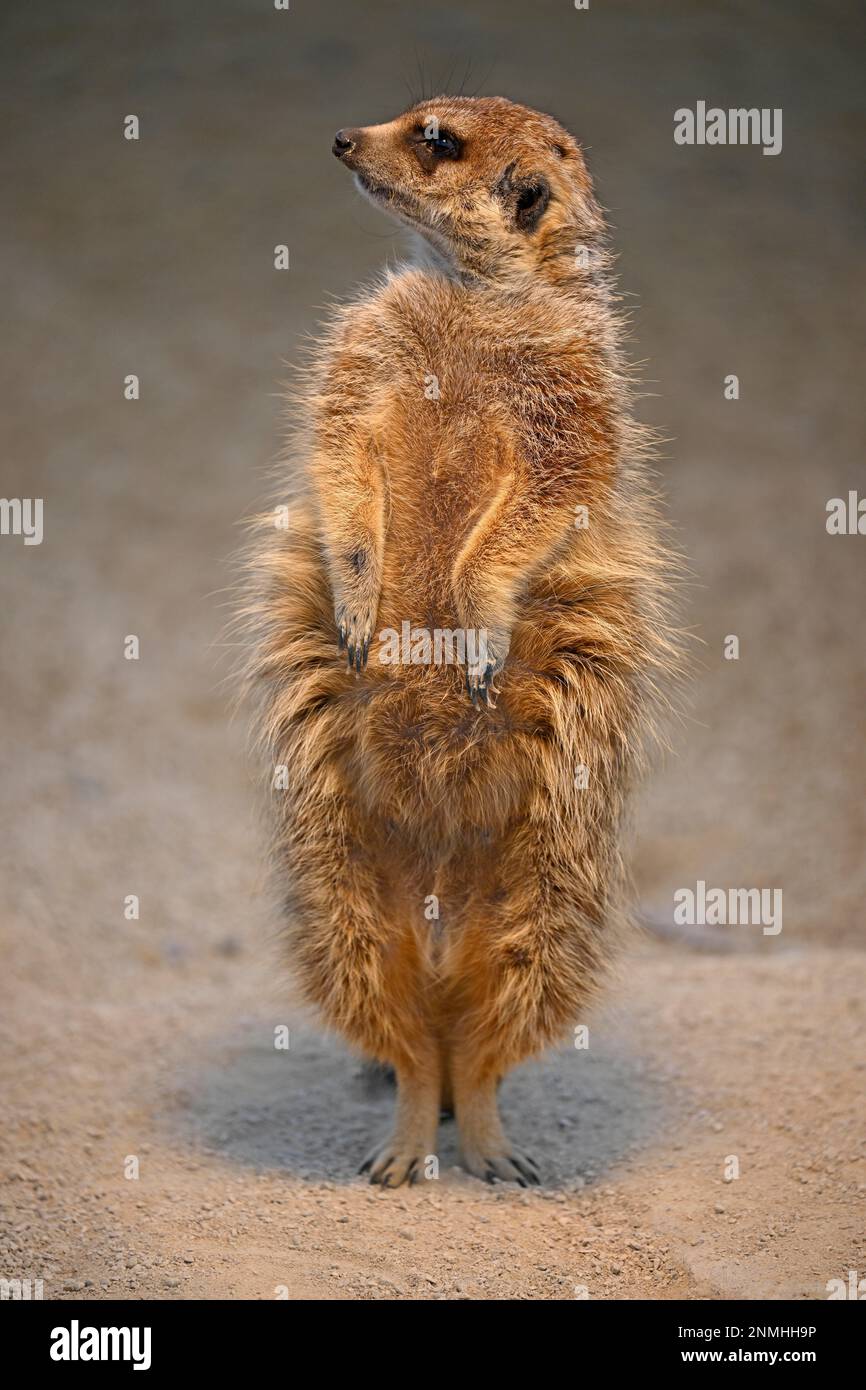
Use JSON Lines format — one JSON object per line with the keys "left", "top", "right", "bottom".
{"left": 332, "top": 129, "right": 356, "bottom": 159}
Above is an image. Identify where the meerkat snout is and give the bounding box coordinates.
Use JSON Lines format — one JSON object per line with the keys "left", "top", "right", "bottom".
{"left": 332, "top": 129, "right": 358, "bottom": 160}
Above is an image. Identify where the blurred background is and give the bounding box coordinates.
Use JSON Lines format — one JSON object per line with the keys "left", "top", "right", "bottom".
{"left": 1, "top": 0, "right": 864, "bottom": 1300}
{"left": 3, "top": 0, "right": 863, "bottom": 950}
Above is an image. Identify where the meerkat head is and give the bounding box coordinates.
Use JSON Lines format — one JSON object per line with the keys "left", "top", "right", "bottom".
{"left": 332, "top": 96, "right": 605, "bottom": 286}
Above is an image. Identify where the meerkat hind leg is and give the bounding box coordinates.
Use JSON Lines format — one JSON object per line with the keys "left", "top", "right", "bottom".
{"left": 452, "top": 1062, "right": 540, "bottom": 1186}
{"left": 359, "top": 1052, "right": 441, "bottom": 1187}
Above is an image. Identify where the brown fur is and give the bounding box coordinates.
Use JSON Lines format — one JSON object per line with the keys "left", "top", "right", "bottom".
{"left": 241, "top": 97, "right": 678, "bottom": 1186}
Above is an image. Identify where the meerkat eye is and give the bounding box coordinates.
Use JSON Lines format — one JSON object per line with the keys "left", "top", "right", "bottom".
{"left": 425, "top": 130, "right": 461, "bottom": 159}
{"left": 411, "top": 125, "right": 462, "bottom": 164}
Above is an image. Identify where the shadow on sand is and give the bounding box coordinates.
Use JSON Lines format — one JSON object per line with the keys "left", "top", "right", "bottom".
{"left": 170, "top": 1014, "right": 669, "bottom": 1188}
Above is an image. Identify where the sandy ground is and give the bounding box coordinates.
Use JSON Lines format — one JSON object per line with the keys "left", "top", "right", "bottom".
{"left": 2, "top": 936, "right": 864, "bottom": 1300}
{"left": 1, "top": 0, "right": 864, "bottom": 1299}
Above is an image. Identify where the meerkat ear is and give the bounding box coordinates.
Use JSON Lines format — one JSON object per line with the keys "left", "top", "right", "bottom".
{"left": 495, "top": 165, "right": 551, "bottom": 232}
{"left": 513, "top": 178, "right": 551, "bottom": 231}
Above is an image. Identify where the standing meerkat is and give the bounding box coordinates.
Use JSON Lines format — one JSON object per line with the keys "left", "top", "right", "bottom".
{"left": 244, "top": 96, "right": 676, "bottom": 1187}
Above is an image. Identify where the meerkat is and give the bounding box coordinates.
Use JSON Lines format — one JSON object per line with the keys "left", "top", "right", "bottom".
{"left": 244, "top": 96, "right": 676, "bottom": 1187}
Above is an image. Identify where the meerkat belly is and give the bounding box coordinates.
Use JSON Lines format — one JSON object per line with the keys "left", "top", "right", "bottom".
{"left": 352, "top": 409, "right": 528, "bottom": 840}
{"left": 376, "top": 392, "right": 504, "bottom": 626}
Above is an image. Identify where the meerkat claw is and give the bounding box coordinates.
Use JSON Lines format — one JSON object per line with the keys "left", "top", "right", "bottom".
{"left": 466, "top": 658, "right": 501, "bottom": 708}
{"left": 360, "top": 1142, "right": 427, "bottom": 1188}
{"left": 463, "top": 1145, "right": 540, "bottom": 1186}
{"left": 510, "top": 1153, "right": 541, "bottom": 1184}
{"left": 339, "top": 612, "right": 373, "bottom": 673}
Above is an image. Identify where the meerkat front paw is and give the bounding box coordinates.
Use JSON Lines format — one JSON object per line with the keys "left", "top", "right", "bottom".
{"left": 336, "top": 600, "right": 376, "bottom": 672}
{"left": 464, "top": 630, "right": 509, "bottom": 708}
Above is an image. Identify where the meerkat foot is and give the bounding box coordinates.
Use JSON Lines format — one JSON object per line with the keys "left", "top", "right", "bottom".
{"left": 460, "top": 1144, "right": 540, "bottom": 1187}
{"left": 455, "top": 1073, "right": 540, "bottom": 1185}
{"left": 358, "top": 1064, "right": 439, "bottom": 1188}
{"left": 359, "top": 1138, "right": 427, "bottom": 1187}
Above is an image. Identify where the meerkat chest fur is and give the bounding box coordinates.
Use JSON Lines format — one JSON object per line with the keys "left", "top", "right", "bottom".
{"left": 309, "top": 265, "right": 622, "bottom": 633}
